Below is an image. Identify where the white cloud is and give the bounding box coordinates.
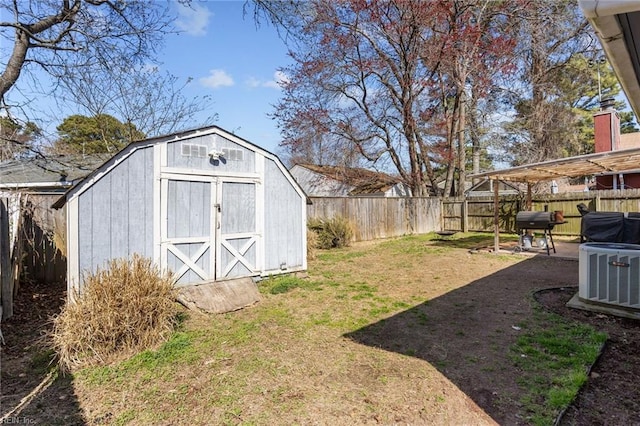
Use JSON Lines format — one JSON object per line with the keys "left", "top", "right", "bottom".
{"left": 246, "top": 77, "right": 261, "bottom": 88}
{"left": 246, "top": 71, "right": 290, "bottom": 89}
{"left": 176, "top": 3, "right": 212, "bottom": 36}
{"left": 199, "top": 69, "right": 234, "bottom": 89}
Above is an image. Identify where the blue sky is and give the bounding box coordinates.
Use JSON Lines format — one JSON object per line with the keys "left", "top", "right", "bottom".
{"left": 164, "top": 1, "right": 290, "bottom": 154}
{"left": 5, "top": 1, "right": 290, "bottom": 155}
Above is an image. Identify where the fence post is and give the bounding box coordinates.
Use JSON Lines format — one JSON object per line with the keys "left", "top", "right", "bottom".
{"left": 1, "top": 198, "right": 13, "bottom": 319}
{"left": 462, "top": 198, "right": 469, "bottom": 232}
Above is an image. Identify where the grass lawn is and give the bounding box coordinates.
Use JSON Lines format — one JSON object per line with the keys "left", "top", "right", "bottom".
{"left": 69, "top": 232, "right": 604, "bottom": 425}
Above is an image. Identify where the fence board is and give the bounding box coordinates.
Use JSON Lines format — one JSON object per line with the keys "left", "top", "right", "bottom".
{"left": 307, "top": 197, "right": 440, "bottom": 242}
{"left": 1, "top": 198, "right": 12, "bottom": 319}
{"left": 21, "top": 195, "right": 66, "bottom": 284}
{"left": 443, "top": 189, "right": 640, "bottom": 236}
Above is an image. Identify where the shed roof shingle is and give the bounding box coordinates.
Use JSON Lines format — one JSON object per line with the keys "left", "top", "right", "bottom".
{"left": 0, "top": 154, "right": 110, "bottom": 187}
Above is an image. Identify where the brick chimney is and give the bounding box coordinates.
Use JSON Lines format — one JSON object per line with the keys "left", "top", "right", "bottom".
{"left": 592, "top": 97, "right": 640, "bottom": 189}
{"left": 593, "top": 97, "right": 620, "bottom": 153}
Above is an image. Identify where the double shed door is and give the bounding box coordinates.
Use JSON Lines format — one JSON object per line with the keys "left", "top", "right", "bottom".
{"left": 160, "top": 175, "right": 259, "bottom": 286}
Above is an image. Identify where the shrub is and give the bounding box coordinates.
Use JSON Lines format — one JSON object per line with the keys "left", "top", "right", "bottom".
{"left": 52, "top": 255, "right": 178, "bottom": 371}
{"left": 308, "top": 217, "right": 354, "bottom": 249}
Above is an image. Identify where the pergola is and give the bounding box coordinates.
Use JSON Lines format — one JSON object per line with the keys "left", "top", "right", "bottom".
{"left": 469, "top": 147, "right": 640, "bottom": 253}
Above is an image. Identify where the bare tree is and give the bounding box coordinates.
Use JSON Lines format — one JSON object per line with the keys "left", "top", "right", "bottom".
{"left": 0, "top": 1, "right": 216, "bottom": 156}
{"left": 0, "top": 1, "right": 178, "bottom": 102}
{"left": 256, "top": 0, "right": 517, "bottom": 197}
{"left": 57, "top": 62, "right": 216, "bottom": 138}
{"left": 0, "top": 117, "right": 40, "bottom": 161}
{"left": 499, "top": 0, "right": 593, "bottom": 165}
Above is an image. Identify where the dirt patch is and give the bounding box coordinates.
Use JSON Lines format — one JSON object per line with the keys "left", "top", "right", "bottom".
{"left": 0, "top": 280, "right": 85, "bottom": 425}
{"left": 1, "top": 237, "right": 639, "bottom": 425}
{"left": 345, "top": 252, "right": 583, "bottom": 425}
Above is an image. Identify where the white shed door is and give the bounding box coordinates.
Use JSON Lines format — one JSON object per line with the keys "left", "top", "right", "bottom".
{"left": 161, "top": 176, "right": 216, "bottom": 286}
{"left": 218, "top": 181, "right": 259, "bottom": 279}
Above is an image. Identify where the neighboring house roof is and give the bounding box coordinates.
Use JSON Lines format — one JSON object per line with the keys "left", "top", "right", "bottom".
{"left": 0, "top": 154, "right": 110, "bottom": 190}
{"left": 293, "top": 164, "right": 408, "bottom": 196}
{"left": 465, "top": 178, "right": 521, "bottom": 197}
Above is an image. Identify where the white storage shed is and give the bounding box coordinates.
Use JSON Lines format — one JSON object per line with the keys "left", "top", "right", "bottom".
{"left": 53, "top": 126, "right": 307, "bottom": 295}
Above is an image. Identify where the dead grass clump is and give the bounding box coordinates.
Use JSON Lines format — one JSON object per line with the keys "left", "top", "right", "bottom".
{"left": 52, "top": 255, "right": 178, "bottom": 371}
{"left": 307, "top": 229, "right": 318, "bottom": 259}
{"left": 308, "top": 217, "right": 354, "bottom": 249}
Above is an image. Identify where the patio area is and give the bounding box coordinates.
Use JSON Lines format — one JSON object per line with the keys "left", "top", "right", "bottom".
{"left": 513, "top": 237, "right": 581, "bottom": 260}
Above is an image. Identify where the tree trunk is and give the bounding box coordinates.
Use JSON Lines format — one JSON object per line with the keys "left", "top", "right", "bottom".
{"left": 456, "top": 90, "right": 467, "bottom": 197}
{"left": 442, "top": 111, "right": 456, "bottom": 199}
{"left": 469, "top": 88, "right": 481, "bottom": 184}
{"left": 0, "top": 29, "right": 29, "bottom": 98}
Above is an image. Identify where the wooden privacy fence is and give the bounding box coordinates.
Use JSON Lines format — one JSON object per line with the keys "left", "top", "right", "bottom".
{"left": 20, "top": 194, "right": 66, "bottom": 283}
{"left": 0, "top": 193, "right": 66, "bottom": 320}
{"left": 442, "top": 195, "right": 522, "bottom": 233}
{"left": 308, "top": 197, "right": 441, "bottom": 241}
{"left": 442, "top": 189, "right": 640, "bottom": 235}
{"left": 1, "top": 197, "right": 12, "bottom": 319}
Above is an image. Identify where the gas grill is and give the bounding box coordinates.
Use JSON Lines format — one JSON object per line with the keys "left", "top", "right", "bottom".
{"left": 515, "top": 211, "right": 563, "bottom": 255}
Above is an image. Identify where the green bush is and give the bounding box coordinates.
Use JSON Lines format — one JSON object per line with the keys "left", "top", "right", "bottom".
{"left": 308, "top": 217, "right": 354, "bottom": 249}
{"left": 52, "top": 255, "right": 178, "bottom": 371}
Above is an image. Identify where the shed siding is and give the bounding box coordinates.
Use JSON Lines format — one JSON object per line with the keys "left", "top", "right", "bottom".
{"left": 78, "top": 147, "right": 154, "bottom": 275}
{"left": 386, "top": 184, "right": 412, "bottom": 197}
{"left": 264, "top": 159, "right": 304, "bottom": 270}
{"left": 166, "top": 134, "right": 255, "bottom": 173}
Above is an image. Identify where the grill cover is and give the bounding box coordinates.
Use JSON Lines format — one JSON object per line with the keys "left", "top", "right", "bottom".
{"left": 516, "top": 211, "right": 553, "bottom": 229}
{"left": 580, "top": 212, "right": 626, "bottom": 243}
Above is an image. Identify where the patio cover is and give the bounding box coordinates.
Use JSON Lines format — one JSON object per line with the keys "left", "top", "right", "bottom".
{"left": 468, "top": 147, "right": 640, "bottom": 253}
{"left": 470, "top": 147, "right": 640, "bottom": 183}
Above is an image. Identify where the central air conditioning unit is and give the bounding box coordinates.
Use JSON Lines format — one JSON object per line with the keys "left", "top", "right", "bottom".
{"left": 579, "top": 242, "right": 640, "bottom": 310}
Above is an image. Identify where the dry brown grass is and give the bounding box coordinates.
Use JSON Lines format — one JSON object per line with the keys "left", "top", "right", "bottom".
{"left": 51, "top": 255, "right": 178, "bottom": 371}
{"left": 308, "top": 216, "right": 354, "bottom": 249}
{"left": 306, "top": 229, "right": 318, "bottom": 260}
